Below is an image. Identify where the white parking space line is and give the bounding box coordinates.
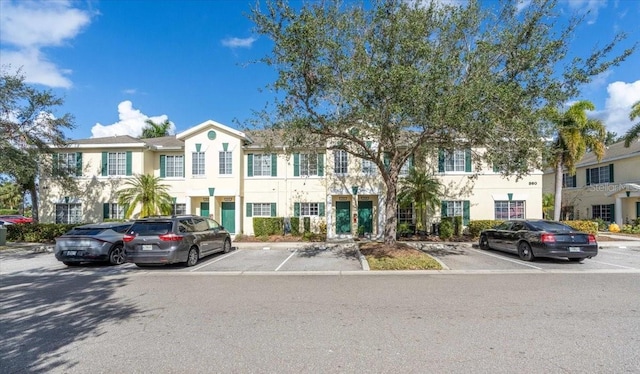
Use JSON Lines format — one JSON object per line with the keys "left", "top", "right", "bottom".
{"left": 190, "top": 249, "right": 242, "bottom": 272}
{"left": 589, "top": 260, "right": 637, "bottom": 270}
{"left": 469, "top": 248, "right": 543, "bottom": 269}
{"left": 275, "top": 249, "right": 297, "bottom": 272}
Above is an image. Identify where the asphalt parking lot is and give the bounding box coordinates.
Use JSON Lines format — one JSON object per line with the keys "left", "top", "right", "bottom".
{"left": 1, "top": 238, "right": 640, "bottom": 275}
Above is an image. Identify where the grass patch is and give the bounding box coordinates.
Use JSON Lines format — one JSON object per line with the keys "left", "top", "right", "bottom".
{"left": 359, "top": 241, "right": 443, "bottom": 270}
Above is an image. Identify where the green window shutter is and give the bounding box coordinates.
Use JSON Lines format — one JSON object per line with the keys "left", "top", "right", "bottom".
{"left": 366, "top": 141, "right": 372, "bottom": 149}
{"left": 319, "top": 202, "right": 325, "bottom": 216}
{"left": 609, "top": 164, "right": 614, "bottom": 183}
{"left": 317, "top": 153, "right": 324, "bottom": 176}
{"left": 465, "top": 149, "right": 472, "bottom": 172}
{"left": 52, "top": 153, "right": 59, "bottom": 176}
{"left": 160, "top": 155, "right": 166, "bottom": 178}
{"left": 294, "top": 202, "right": 300, "bottom": 217}
{"left": 75, "top": 152, "right": 82, "bottom": 176}
{"left": 126, "top": 151, "right": 132, "bottom": 176}
{"left": 409, "top": 154, "right": 414, "bottom": 168}
{"left": 609, "top": 204, "right": 615, "bottom": 223}
{"left": 586, "top": 168, "right": 590, "bottom": 186}
{"left": 271, "top": 153, "right": 277, "bottom": 176}
{"left": 271, "top": 203, "right": 276, "bottom": 217}
{"left": 441, "top": 201, "right": 448, "bottom": 217}
{"left": 103, "top": 203, "right": 110, "bottom": 219}
{"left": 102, "top": 152, "right": 108, "bottom": 176}
{"left": 247, "top": 154, "right": 253, "bottom": 177}
{"left": 463, "top": 201, "right": 470, "bottom": 226}
{"left": 636, "top": 202, "right": 640, "bottom": 218}
{"left": 438, "top": 150, "right": 444, "bottom": 172}
{"left": 246, "top": 203, "right": 253, "bottom": 217}
{"left": 572, "top": 175, "right": 577, "bottom": 187}
{"left": 293, "top": 153, "right": 300, "bottom": 177}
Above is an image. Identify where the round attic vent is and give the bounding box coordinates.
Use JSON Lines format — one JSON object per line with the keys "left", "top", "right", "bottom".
{"left": 207, "top": 130, "right": 216, "bottom": 140}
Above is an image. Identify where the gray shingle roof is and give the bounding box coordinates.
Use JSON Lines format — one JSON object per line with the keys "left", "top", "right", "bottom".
{"left": 577, "top": 138, "right": 640, "bottom": 167}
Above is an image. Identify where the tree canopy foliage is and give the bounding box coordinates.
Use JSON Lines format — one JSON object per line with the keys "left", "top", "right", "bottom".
{"left": 141, "top": 119, "right": 172, "bottom": 138}
{"left": 117, "top": 174, "right": 173, "bottom": 219}
{"left": 0, "top": 68, "right": 75, "bottom": 221}
{"left": 248, "top": 0, "right": 635, "bottom": 244}
{"left": 622, "top": 100, "right": 640, "bottom": 147}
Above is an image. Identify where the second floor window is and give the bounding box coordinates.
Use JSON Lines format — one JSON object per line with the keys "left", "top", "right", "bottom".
{"left": 587, "top": 165, "right": 613, "bottom": 185}
{"left": 562, "top": 173, "right": 577, "bottom": 188}
{"left": 253, "top": 154, "right": 272, "bottom": 176}
{"left": 439, "top": 149, "right": 471, "bottom": 173}
{"left": 165, "top": 155, "right": 184, "bottom": 178}
{"left": 334, "top": 150, "right": 348, "bottom": 174}
{"left": 300, "top": 153, "right": 318, "bottom": 176}
{"left": 55, "top": 152, "right": 80, "bottom": 176}
{"left": 108, "top": 152, "right": 127, "bottom": 176}
{"left": 219, "top": 151, "right": 232, "bottom": 175}
{"left": 362, "top": 159, "right": 376, "bottom": 175}
{"left": 192, "top": 152, "right": 205, "bottom": 176}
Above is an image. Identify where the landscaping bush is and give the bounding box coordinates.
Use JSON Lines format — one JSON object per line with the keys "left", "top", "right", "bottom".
{"left": 608, "top": 223, "right": 621, "bottom": 233}
{"left": 563, "top": 220, "right": 598, "bottom": 235}
{"left": 303, "top": 217, "right": 311, "bottom": 233}
{"left": 6, "top": 223, "right": 77, "bottom": 243}
{"left": 253, "top": 217, "right": 283, "bottom": 236}
{"left": 468, "top": 220, "right": 503, "bottom": 238}
{"left": 621, "top": 224, "right": 640, "bottom": 234}
{"left": 591, "top": 218, "right": 607, "bottom": 231}
{"left": 439, "top": 218, "right": 453, "bottom": 240}
{"left": 397, "top": 222, "right": 412, "bottom": 237}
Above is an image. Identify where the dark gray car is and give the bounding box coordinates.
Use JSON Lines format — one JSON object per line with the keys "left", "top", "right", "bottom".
{"left": 123, "top": 215, "right": 232, "bottom": 267}
{"left": 479, "top": 219, "right": 598, "bottom": 262}
{"left": 55, "top": 222, "right": 132, "bottom": 266}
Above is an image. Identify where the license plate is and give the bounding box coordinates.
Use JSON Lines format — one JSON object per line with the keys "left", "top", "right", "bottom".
{"left": 142, "top": 244, "right": 153, "bottom": 251}
{"left": 66, "top": 250, "right": 77, "bottom": 256}
{"left": 568, "top": 247, "right": 581, "bottom": 252}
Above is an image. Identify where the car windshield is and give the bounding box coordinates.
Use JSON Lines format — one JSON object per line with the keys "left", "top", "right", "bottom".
{"left": 528, "top": 221, "right": 573, "bottom": 233}
{"left": 128, "top": 222, "right": 173, "bottom": 235}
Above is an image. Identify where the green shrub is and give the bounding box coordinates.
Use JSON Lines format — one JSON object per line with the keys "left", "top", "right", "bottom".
{"left": 453, "top": 216, "right": 462, "bottom": 236}
{"left": 563, "top": 220, "right": 598, "bottom": 235}
{"left": 621, "top": 224, "right": 640, "bottom": 234}
{"left": 468, "top": 220, "right": 503, "bottom": 238}
{"left": 6, "top": 223, "right": 78, "bottom": 243}
{"left": 439, "top": 219, "right": 453, "bottom": 240}
{"left": 397, "top": 222, "right": 412, "bottom": 237}
{"left": 590, "top": 218, "right": 607, "bottom": 231}
{"left": 303, "top": 217, "right": 311, "bottom": 233}
{"left": 290, "top": 217, "right": 301, "bottom": 235}
{"left": 253, "top": 217, "right": 283, "bottom": 236}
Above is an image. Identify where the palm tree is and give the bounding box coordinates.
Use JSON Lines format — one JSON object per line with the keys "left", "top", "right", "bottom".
{"left": 549, "top": 100, "right": 606, "bottom": 221}
{"left": 397, "top": 167, "right": 443, "bottom": 232}
{"left": 0, "top": 182, "right": 23, "bottom": 210}
{"left": 141, "top": 119, "right": 172, "bottom": 138}
{"left": 622, "top": 100, "right": 640, "bottom": 147}
{"left": 117, "top": 174, "right": 173, "bottom": 218}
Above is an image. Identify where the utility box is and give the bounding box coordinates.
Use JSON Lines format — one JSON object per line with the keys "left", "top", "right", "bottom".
{"left": 0, "top": 224, "right": 7, "bottom": 246}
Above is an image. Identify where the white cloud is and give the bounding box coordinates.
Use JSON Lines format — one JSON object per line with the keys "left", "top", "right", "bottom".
{"left": 221, "top": 36, "right": 257, "bottom": 48}
{"left": 90, "top": 101, "right": 176, "bottom": 138}
{"left": 0, "top": 0, "right": 92, "bottom": 88}
{"left": 565, "top": 0, "right": 607, "bottom": 24}
{"left": 592, "top": 80, "right": 640, "bottom": 136}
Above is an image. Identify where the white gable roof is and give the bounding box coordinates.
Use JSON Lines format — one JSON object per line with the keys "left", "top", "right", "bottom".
{"left": 176, "top": 119, "right": 252, "bottom": 143}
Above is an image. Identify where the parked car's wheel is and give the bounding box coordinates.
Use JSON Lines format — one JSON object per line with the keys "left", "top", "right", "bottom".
{"left": 568, "top": 257, "right": 584, "bottom": 263}
{"left": 108, "top": 244, "right": 126, "bottom": 265}
{"left": 186, "top": 247, "right": 198, "bottom": 267}
{"left": 479, "top": 235, "right": 490, "bottom": 250}
{"left": 518, "top": 242, "right": 535, "bottom": 262}
{"left": 223, "top": 238, "right": 231, "bottom": 253}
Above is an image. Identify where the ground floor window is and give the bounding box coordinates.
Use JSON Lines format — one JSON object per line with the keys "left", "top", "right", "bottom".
{"left": 105, "top": 203, "right": 125, "bottom": 220}
{"left": 171, "top": 203, "right": 186, "bottom": 215}
{"left": 494, "top": 201, "right": 525, "bottom": 220}
{"left": 397, "top": 204, "right": 414, "bottom": 225}
{"left": 592, "top": 205, "right": 612, "bottom": 223}
{"left": 56, "top": 203, "right": 82, "bottom": 224}
{"left": 252, "top": 203, "right": 273, "bottom": 217}
{"left": 300, "top": 202, "right": 320, "bottom": 216}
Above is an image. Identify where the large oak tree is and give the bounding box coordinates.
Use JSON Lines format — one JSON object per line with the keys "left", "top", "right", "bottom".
{"left": 248, "top": 0, "right": 634, "bottom": 244}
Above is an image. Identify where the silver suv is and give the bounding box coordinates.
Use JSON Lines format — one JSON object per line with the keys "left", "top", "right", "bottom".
{"left": 123, "top": 215, "right": 232, "bottom": 267}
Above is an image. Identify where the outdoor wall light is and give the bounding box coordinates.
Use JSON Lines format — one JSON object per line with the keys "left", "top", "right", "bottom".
{"left": 351, "top": 186, "right": 359, "bottom": 195}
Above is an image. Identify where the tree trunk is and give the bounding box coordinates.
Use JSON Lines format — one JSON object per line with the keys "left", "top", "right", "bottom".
{"left": 29, "top": 186, "right": 39, "bottom": 223}
{"left": 384, "top": 174, "right": 399, "bottom": 245}
{"left": 553, "top": 161, "right": 563, "bottom": 221}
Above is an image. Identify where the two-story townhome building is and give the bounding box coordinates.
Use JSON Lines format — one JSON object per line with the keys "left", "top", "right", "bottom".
{"left": 40, "top": 119, "right": 544, "bottom": 238}
{"left": 542, "top": 139, "right": 640, "bottom": 225}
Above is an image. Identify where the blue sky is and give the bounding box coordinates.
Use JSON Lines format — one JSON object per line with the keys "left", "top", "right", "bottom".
{"left": 1, "top": 0, "right": 639, "bottom": 140}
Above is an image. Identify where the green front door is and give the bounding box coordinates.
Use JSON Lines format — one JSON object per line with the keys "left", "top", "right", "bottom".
{"left": 221, "top": 202, "right": 235, "bottom": 234}
{"left": 200, "top": 202, "right": 209, "bottom": 218}
{"left": 335, "top": 201, "right": 351, "bottom": 234}
{"left": 358, "top": 200, "right": 373, "bottom": 234}
{"left": 637, "top": 202, "right": 640, "bottom": 218}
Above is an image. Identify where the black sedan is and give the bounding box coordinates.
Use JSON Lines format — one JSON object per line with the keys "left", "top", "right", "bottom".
{"left": 478, "top": 219, "right": 598, "bottom": 262}
{"left": 55, "top": 222, "right": 132, "bottom": 266}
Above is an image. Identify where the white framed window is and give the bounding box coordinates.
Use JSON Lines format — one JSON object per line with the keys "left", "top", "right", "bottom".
{"left": 300, "top": 203, "right": 320, "bottom": 216}
{"left": 253, "top": 154, "right": 272, "bottom": 176}
{"left": 165, "top": 155, "right": 184, "bottom": 178}
{"left": 109, "top": 203, "right": 125, "bottom": 220}
{"left": 362, "top": 159, "right": 376, "bottom": 175}
{"left": 446, "top": 201, "right": 464, "bottom": 217}
{"left": 252, "top": 203, "right": 272, "bottom": 217}
{"left": 171, "top": 203, "right": 187, "bottom": 215}
{"left": 562, "top": 173, "right": 576, "bottom": 188}
{"left": 219, "top": 151, "right": 232, "bottom": 175}
{"left": 495, "top": 201, "right": 526, "bottom": 220}
{"left": 445, "top": 150, "right": 466, "bottom": 172}
{"left": 397, "top": 204, "right": 414, "bottom": 224}
{"left": 108, "top": 152, "right": 127, "bottom": 176}
{"left": 56, "top": 203, "right": 82, "bottom": 224}
{"left": 588, "top": 165, "right": 612, "bottom": 184}
{"left": 57, "top": 153, "right": 78, "bottom": 176}
{"left": 192, "top": 152, "right": 205, "bottom": 176}
{"left": 592, "top": 205, "right": 612, "bottom": 222}
{"left": 334, "top": 150, "right": 348, "bottom": 174}
{"left": 399, "top": 158, "right": 412, "bottom": 176}
{"left": 300, "top": 153, "right": 319, "bottom": 176}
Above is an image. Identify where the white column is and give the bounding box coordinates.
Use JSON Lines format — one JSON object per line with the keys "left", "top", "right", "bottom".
{"left": 235, "top": 195, "right": 241, "bottom": 235}
{"left": 615, "top": 196, "right": 623, "bottom": 226}
{"left": 326, "top": 196, "right": 333, "bottom": 239}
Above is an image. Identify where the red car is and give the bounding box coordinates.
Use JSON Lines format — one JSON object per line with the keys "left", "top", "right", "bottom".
{"left": 0, "top": 215, "right": 34, "bottom": 224}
